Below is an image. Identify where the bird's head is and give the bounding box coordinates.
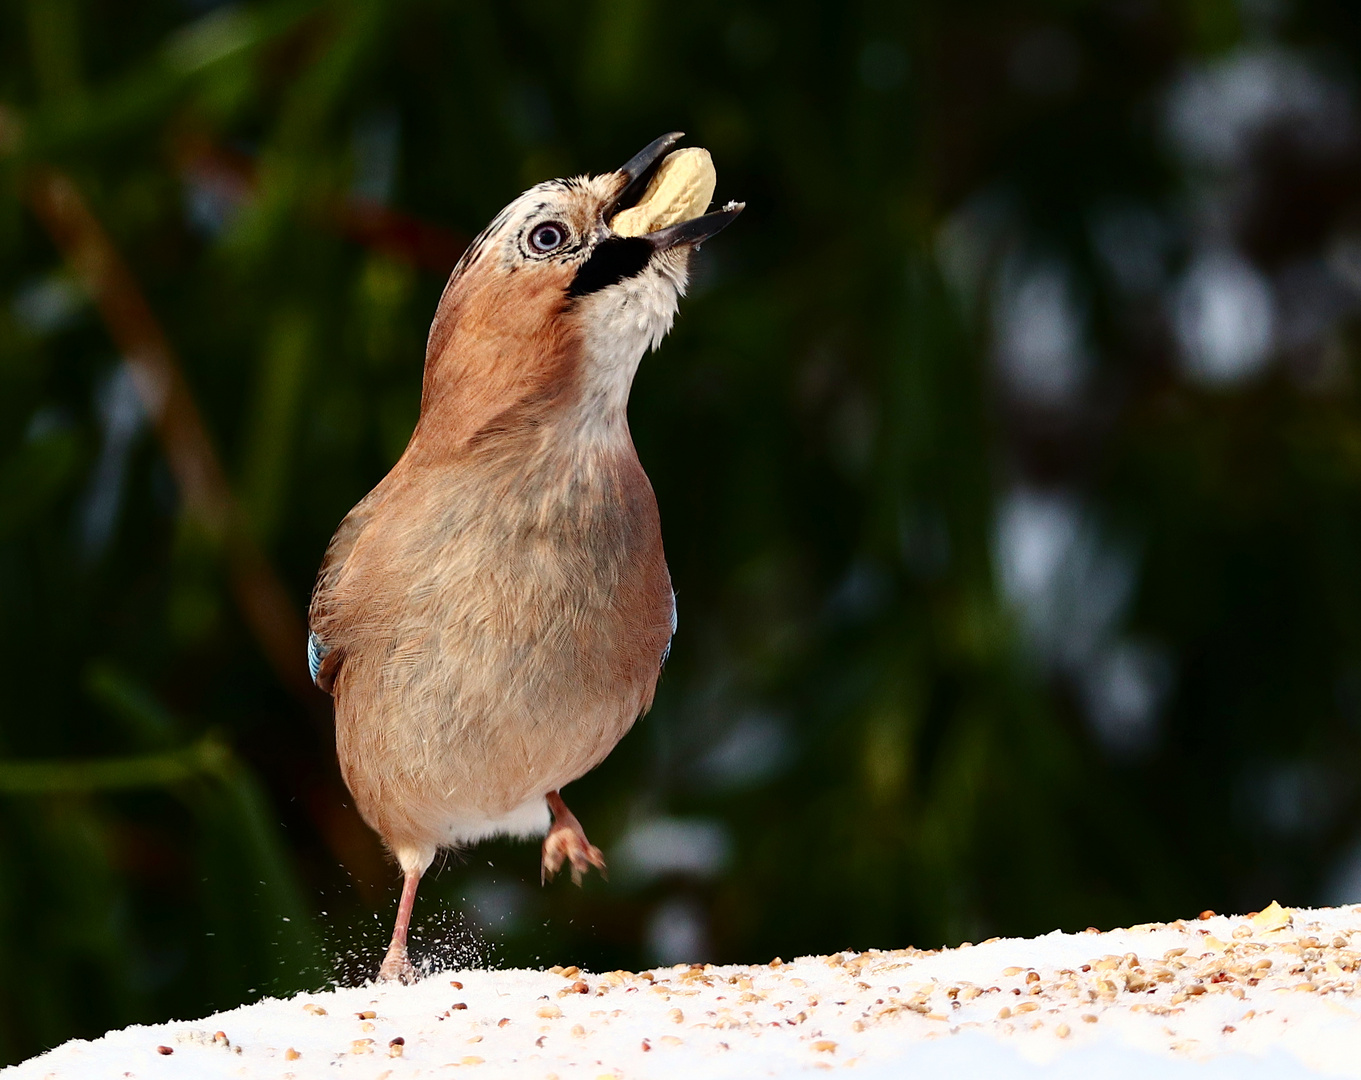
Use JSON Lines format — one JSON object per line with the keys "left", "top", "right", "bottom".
{"left": 416, "top": 134, "right": 742, "bottom": 450}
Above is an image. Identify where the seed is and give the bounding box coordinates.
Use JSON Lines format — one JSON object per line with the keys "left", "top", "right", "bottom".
{"left": 156, "top": 1046, "right": 173, "bottom": 1056}
{"left": 997, "top": 1007, "right": 1012, "bottom": 1019}
{"left": 1082, "top": 1014, "right": 1098, "bottom": 1024}
{"left": 303, "top": 1004, "right": 327, "bottom": 1016}
{"left": 360, "top": 1021, "right": 375, "bottom": 1032}
{"left": 1002, "top": 967, "right": 1024, "bottom": 977}
{"left": 461, "top": 1056, "right": 484, "bottom": 1065}
{"left": 1056, "top": 1023, "right": 1071, "bottom": 1038}
{"left": 611, "top": 148, "right": 717, "bottom": 238}
{"left": 356, "top": 1011, "right": 376, "bottom": 1020}
{"left": 1025, "top": 972, "right": 1040, "bottom": 984}
{"left": 351, "top": 1040, "right": 374, "bottom": 1054}
{"left": 388, "top": 1038, "right": 404, "bottom": 1058}
{"left": 451, "top": 1002, "right": 468, "bottom": 1010}
{"left": 536, "top": 1005, "right": 562, "bottom": 1019}
{"left": 641, "top": 1038, "right": 652, "bottom": 1051}
{"left": 660, "top": 1035, "right": 683, "bottom": 1047}
{"left": 561, "top": 966, "right": 580, "bottom": 978}
{"left": 498, "top": 1018, "right": 510, "bottom": 1027}
{"left": 1016, "top": 1002, "right": 1039, "bottom": 1013}
{"left": 212, "top": 1032, "right": 228, "bottom": 1046}
{"left": 668, "top": 1008, "right": 684, "bottom": 1023}
{"left": 1198, "top": 910, "right": 1216, "bottom": 920}
{"left": 284, "top": 1048, "right": 300, "bottom": 1060}
{"left": 812, "top": 1040, "right": 837, "bottom": 1053}
{"left": 450, "top": 980, "right": 463, "bottom": 989}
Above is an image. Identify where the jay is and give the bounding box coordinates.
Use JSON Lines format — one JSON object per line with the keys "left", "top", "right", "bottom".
{"left": 307, "top": 134, "right": 741, "bottom": 981}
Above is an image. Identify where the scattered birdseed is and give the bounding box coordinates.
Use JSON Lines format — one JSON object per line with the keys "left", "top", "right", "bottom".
{"left": 18, "top": 903, "right": 1361, "bottom": 1077}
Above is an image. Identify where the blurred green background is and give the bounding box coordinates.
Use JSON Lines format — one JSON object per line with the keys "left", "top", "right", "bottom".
{"left": 4, "top": 0, "right": 1361, "bottom": 1064}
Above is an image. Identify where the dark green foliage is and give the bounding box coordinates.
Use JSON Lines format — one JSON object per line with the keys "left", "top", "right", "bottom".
{"left": 2, "top": 0, "right": 1361, "bottom": 1066}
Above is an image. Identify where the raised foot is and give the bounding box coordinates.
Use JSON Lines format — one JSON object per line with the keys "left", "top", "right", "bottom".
{"left": 542, "top": 793, "right": 606, "bottom": 885}
{"left": 377, "top": 943, "right": 417, "bottom": 984}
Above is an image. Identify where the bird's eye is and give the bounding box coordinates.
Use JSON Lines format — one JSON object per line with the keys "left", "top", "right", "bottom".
{"left": 529, "top": 222, "right": 568, "bottom": 253}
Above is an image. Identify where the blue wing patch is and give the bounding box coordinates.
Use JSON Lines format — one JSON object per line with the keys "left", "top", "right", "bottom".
{"left": 307, "top": 630, "right": 331, "bottom": 685}
{"left": 661, "top": 591, "right": 677, "bottom": 666}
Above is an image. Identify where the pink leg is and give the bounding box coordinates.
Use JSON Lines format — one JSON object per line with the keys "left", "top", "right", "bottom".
{"left": 377, "top": 868, "right": 422, "bottom": 983}
{"left": 541, "top": 790, "right": 607, "bottom": 885}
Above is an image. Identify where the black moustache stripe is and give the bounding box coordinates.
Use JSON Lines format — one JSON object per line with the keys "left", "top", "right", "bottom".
{"left": 567, "top": 237, "right": 654, "bottom": 298}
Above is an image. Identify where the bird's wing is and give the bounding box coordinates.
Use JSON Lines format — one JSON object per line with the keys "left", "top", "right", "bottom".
{"left": 661, "top": 589, "right": 677, "bottom": 666}
{"left": 307, "top": 486, "right": 388, "bottom": 694}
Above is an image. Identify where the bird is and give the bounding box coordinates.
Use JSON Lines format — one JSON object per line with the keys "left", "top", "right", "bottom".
{"left": 306, "top": 133, "right": 741, "bottom": 982}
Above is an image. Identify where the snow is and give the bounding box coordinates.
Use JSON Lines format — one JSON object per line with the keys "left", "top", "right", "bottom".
{"left": 9, "top": 903, "right": 1361, "bottom": 1079}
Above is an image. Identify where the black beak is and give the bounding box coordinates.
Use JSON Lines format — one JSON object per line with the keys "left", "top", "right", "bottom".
{"left": 605, "top": 132, "right": 745, "bottom": 249}
{"left": 607, "top": 131, "right": 685, "bottom": 217}
{"left": 646, "top": 202, "right": 745, "bottom": 251}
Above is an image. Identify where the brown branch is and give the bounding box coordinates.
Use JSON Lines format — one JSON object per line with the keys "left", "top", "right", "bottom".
{"left": 24, "top": 165, "right": 318, "bottom": 707}
{"left": 176, "top": 135, "right": 469, "bottom": 272}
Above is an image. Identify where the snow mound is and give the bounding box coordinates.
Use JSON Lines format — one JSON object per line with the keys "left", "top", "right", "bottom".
{"left": 9, "top": 903, "right": 1361, "bottom": 1079}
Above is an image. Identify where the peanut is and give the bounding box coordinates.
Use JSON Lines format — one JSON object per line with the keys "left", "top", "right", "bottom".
{"left": 611, "top": 148, "right": 716, "bottom": 236}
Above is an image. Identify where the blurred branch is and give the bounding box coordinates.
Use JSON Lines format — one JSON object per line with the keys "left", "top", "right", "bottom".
{"left": 0, "top": 733, "right": 230, "bottom": 793}
{"left": 6, "top": 131, "right": 316, "bottom": 708}
{"left": 176, "top": 135, "right": 469, "bottom": 273}
{"left": 2, "top": 103, "right": 390, "bottom": 895}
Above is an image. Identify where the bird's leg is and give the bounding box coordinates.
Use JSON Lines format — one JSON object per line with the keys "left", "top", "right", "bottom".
{"left": 542, "top": 790, "right": 606, "bottom": 885}
{"left": 377, "top": 868, "right": 422, "bottom": 984}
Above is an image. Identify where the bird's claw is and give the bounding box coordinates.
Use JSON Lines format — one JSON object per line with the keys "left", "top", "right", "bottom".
{"left": 542, "top": 825, "right": 606, "bottom": 886}
{"left": 377, "top": 944, "right": 417, "bottom": 984}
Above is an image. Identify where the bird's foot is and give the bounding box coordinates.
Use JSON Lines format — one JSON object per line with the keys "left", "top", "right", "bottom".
{"left": 377, "top": 942, "right": 417, "bottom": 984}
{"left": 542, "top": 796, "right": 606, "bottom": 885}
